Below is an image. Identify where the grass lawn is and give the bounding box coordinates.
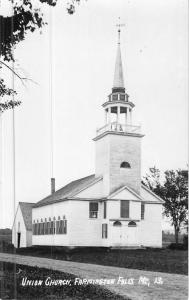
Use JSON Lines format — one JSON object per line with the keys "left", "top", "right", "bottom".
{"left": 0, "top": 261, "right": 128, "bottom": 300}
{"left": 15, "top": 247, "right": 188, "bottom": 275}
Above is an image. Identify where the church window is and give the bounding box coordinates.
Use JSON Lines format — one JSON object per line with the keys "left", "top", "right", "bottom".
{"left": 113, "top": 221, "right": 122, "bottom": 226}
{"left": 141, "top": 203, "right": 145, "bottom": 220}
{"left": 113, "top": 94, "right": 118, "bottom": 101}
{"left": 120, "top": 94, "right": 125, "bottom": 101}
{"left": 50, "top": 221, "right": 54, "bottom": 234}
{"left": 56, "top": 220, "right": 60, "bottom": 234}
{"left": 104, "top": 202, "right": 107, "bottom": 219}
{"left": 53, "top": 220, "right": 56, "bottom": 234}
{"left": 102, "top": 224, "right": 108, "bottom": 238}
{"left": 89, "top": 202, "right": 98, "bottom": 218}
{"left": 56, "top": 219, "right": 67, "bottom": 234}
{"left": 128, "top": 221, "right": 137, "bottom": 227}
{"left": 38, "top": 223, "right": 41, "bottom": 235}
{"left": 37, "top": 223, "right": 40, "bottom": 235}
{"left": 120, "top": 200, "right": 129, "bottom": 218}
{"left": 44, "top": 220, "right": 48, "bottom": 235}
{"left": 63, "top": 220, "right": 67, "bottom": 234}
{"left": 42, "top": 222, "right": 45, "bottom": 235}
{"left": 47, "top": 222, "right": 51, "bottom": 234}
{"left": 120, "top": 161, "right": 131, "bottom": 169}
{"left": 32, "top": 223, "right": 35, "bottom": 235}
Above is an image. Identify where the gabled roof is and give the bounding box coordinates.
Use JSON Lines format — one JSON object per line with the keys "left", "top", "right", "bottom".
{"left": 141, "top": 184, "right": 165, "bottom": 203}
{"left": 108, "top": 184, "right": 164, "bottom": 203}
{"left": 108, "top": 184, "right": 144, "bottom": 201}
{"left": 34, "top": 174, "right": 101, "bottom": 208}
{"left": 19, "top": 202, "right": 34, "bottom": 231}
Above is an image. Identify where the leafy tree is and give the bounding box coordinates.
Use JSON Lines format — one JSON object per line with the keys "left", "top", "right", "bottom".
{"left": 143, "top": 167, "right": 188, "bottom": 244}
{"left": 0, "top": 0, "right": 82, "bottom": 112}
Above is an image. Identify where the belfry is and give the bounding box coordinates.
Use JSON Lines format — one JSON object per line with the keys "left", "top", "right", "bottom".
{"left": 94, "top": 25, "right": 144, "bottom": 195}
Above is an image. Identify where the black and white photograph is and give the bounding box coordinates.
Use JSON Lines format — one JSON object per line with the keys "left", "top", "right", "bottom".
{"left": 0, "top": 0, "right": 188, "bottom": 299}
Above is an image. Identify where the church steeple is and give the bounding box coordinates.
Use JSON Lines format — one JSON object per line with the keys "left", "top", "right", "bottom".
{"left": 113, "top": 27, "right": 125, "bottom": 91}
{"left": 94, "top": 22, "right": 144, "bottom": 195}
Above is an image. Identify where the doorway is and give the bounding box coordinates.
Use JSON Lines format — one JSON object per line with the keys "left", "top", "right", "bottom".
{"left": 17, "top": 232, "right": 21, "bottom": 248}
{"left": 112, "top": 221, "right": 123, "bottom": 245}
{"left": 127, "top": 221, "right": 137, "bottom": 245}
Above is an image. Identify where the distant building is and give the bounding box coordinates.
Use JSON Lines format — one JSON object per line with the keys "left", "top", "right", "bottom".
{"left": 12, "top": 202, "right": 34, "bottom": 248}
{"left": 12, "top": 27, "right": 164, "bottom": 248}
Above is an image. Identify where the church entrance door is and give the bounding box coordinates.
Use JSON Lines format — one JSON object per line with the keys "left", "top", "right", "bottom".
{"left": 111, "top": 221, "right": 124, "bottom": 246}
{"left": 126, "top": 227, "right": 137, "bottom": 245}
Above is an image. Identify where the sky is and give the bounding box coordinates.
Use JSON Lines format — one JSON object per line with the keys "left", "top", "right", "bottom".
{"left": 0, "top": 0, "right": 188, "bottom": 229}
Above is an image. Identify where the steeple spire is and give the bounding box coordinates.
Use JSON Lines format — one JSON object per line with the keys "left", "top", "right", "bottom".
{"left": 113, "top": 19, "right": 125, "bottom": 90}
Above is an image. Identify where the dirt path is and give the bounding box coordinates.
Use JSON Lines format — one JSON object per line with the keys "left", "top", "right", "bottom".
{"left": 0, "top": 252, "right": 187, "bottom": 300}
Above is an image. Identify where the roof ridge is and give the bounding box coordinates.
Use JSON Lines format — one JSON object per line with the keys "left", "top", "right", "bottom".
{"left": 19, "top": 202, "right": 35, "bottom": 204}
{"left": 41, "top": 174, "right": 95, "bottom": 199}
{"left": 34, "top": 174, "right": 98, "bottom": 208}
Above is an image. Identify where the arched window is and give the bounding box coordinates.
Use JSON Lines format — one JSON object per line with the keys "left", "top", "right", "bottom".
{"left": 120, "top": 162, "right": 131, "bottom": 169}
{"left": 113, "top": 221, "right": 122, "bottom": 226}
{"left": 128, "top": 221, "right": 137, "bottom": 227}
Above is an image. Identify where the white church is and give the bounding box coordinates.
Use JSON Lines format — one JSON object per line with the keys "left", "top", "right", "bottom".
{"left": 12, "top": 28, "right": 164, "bottom": 249}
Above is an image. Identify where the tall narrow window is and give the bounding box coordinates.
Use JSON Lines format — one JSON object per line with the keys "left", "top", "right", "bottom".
{"left": 104, "top": 202, "right": 107, "bottom": 219}
{"left": 50, "top": 221, "right": 53, "bottom": 234}
{"left": 141, "top": 203, "right": 145, "bottom": 220}
{"left": 120, "top": 200, "right": 129, "bottom": 218}
{"left": 36, "top": 221, "right": 39, "bottom": 235}
{"left": 89, "top": 202, "right": 98, "bottom": 218}
{"left": 41, "top": 222, "right": 44, "bottom": 235}
{"left": 44, "top": 220, "right": 48, "bottom": 235}
{"left": 47, "top": 222, "right": 50, "bottom": 235}
{"left": 57, "top": 219, "right": 67, "bottom": 234}
{"left": 56, "top": 220, "right": 60, "bottom": 234}
{"left": 102, "top": 224, "right": 108, "bottom": 238}
{"left": 63, "top": 220, "right": 67, "bottom": 234}
{"left": 32, "top": 223, "right": 35, "bottom": 235}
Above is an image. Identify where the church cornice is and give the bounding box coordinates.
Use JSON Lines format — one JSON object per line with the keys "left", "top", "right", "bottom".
{"left": 102, "top": 100, "right": 135, "bottom": 109}
{"left": 93, "top": 130, "right": 144, "bottom": 141}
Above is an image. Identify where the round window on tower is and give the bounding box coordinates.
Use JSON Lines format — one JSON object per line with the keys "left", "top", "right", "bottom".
{"left": 120, "top": 161, "right": 131, "bottom": 169}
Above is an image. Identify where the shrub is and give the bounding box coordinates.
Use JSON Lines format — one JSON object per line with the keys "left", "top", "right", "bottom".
{"left": 167, "top": 243, "right": 187, "bottom": 250}
{"left": 183, "top": 235, "right": 188, "bottom": 249}
{"left": 0, "top": 241, "right": 15, "bottom": 253}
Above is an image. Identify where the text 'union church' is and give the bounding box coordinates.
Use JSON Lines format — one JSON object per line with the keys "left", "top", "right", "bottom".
{"left": 12, "top": 28, "right": 164, "bottom": 249}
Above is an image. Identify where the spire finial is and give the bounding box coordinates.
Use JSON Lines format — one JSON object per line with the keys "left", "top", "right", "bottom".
{"left": 113, "top": 18, "right": 125, "bottom": 90}
{"left": 116, "top": 17, "right": 125, "bottom": 44}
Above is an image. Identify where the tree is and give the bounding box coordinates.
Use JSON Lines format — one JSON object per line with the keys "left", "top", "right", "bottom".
{"left": 0, "top": 0, "right": 82, "bottom": 112}
{"left": 143, "top": 167, "right": 188, "bottom": 244}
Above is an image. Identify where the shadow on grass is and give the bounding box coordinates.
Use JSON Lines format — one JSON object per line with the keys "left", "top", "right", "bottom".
{"left": 0, "top": 261, "right": 128, "bottom": 300}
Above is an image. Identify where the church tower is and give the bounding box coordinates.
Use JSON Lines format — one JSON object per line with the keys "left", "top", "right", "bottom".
{"left": 94, "top": 25, "right": 144, "bottom": 196}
